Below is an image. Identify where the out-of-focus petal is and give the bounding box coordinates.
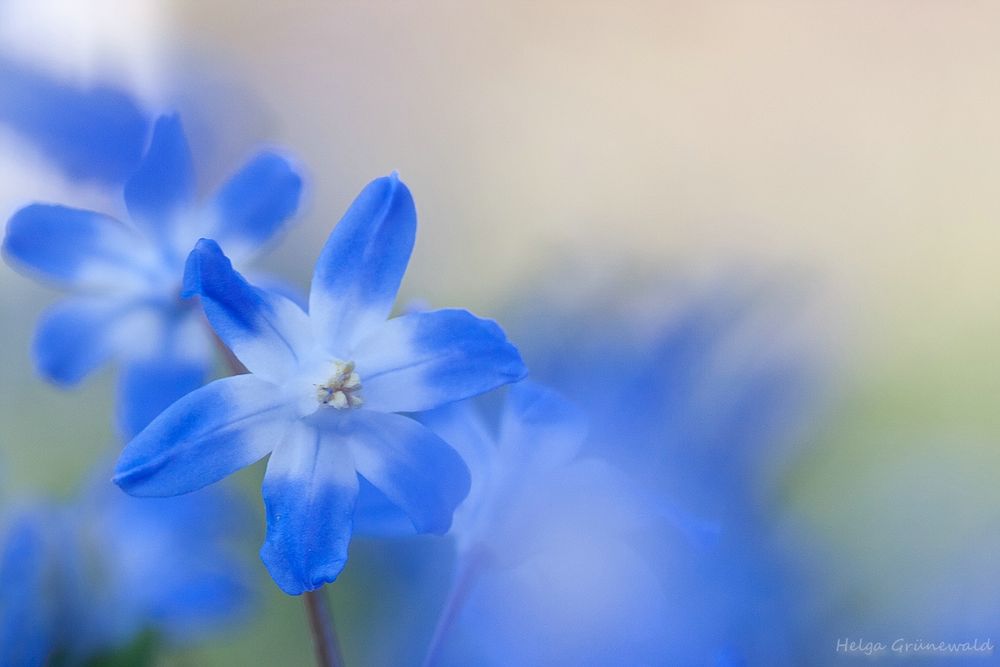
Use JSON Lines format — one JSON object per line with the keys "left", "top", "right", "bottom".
{"left": 417, "top": 401, "right": 497, "bottom": 539}
{"left": 60, "top": 464, "right": 255, "bottom": 652}
{"left": 124, "top": 114, "right": 195, "bottom": 240}
{"left": 0, "top": 509, "right": 56, "bottom": 667}
{"left": 498, "top": 381, "right": 588, "bottom": 470}
{"left": 114, "top": 374, "right": 294, "bottom": 497}
{"left": 116, "top": 360, "right": 208, "bottom": 442}
{"left": 354, "top": 309, "right": 526, "bottom": 413}
{"left": 209, "top": 151, "right": 303, "bottom": 261}
{"left": 420, "top": 401, "right": 495, "bottom": 483}
{"left": 340, "top": 410, "right": 470, "bottom": 534}
{"left": 260, "top": 421, "right": 357, "bottom": 595}
{"left": 309, "top": 173, "right": 415, "bottom": 350}
{"left": 115, "top": 492, "right": 253, "bottom": 640}
{"left": 31, "top": 296, "right": 147, "bottom": 387}
{"left": 115, "top": 310, "right": 215, "bottom": 439}
{"left": 183, "top": 238, "right": 313, "bottom": 383}
{"left": 513, "top": 459, "right": 653, "bottom": 555}
{"left": 466, "top": 539, "right": 668, "bottom": 666}
{"left": 3, "top": 204, "right": 153, "bottom": 290}
{"left": 0, "top": 56, "right": 149, "bottom": 185}
{"left": 350, "top": 477, "right": 418, "bottom": 537}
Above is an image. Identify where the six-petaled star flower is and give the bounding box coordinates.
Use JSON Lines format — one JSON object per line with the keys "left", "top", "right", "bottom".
{"left": 112, "top": 173, "right": 527, "bottom": 594}
{"left": 1, "top": 113, "right": 303, "bottom": 438}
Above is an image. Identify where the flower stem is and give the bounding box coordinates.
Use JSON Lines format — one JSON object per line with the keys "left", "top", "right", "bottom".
{"left": 304, "top": 587, "right": 345, "bottom": 667}
{"left": 421, "top": 552, "right": 483, "bottom": 667}
{"left": 205, "top": 308, "right": 343, "bottom": 665}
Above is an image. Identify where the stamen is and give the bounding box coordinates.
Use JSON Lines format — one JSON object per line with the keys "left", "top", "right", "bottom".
{"left": 316, "top": 360, "right": 363, "bottom": 409}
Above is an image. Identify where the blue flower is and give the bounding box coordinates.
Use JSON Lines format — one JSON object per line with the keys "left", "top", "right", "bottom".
{"left": 0, "top": 464, "right": 251, "bottom": 665}
{"left": 0, "top": 54, "right": 149, "bottom": 186}
{"left": 0, "top": 507, "right": 56, "bottom": 667}
{"left": 113, "top": 173, "right": 527, "bottom": 595}
{"left": 415, "top": 382, "right": 668, "bottom": 666}
{"left": 425, "top": 382, "right": 596, "bottom": 559}
{"left": 2, "top": 113, "right": 303, "bottom": 438}
{"left": 507, "top": 280, "right": 823, "bottom": 664}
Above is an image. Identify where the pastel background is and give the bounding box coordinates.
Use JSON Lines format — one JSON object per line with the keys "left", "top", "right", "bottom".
{"left": 2, "top": 1, "right": 999, "bottom": 664}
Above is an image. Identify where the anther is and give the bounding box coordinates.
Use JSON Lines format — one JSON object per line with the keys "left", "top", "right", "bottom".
{"left": 316, "top": 360, "right": 363, "bottom": 409}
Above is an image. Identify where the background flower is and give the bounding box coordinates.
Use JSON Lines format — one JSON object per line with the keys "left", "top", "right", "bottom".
{"left": 0, "top": 55, "right": 149, "bottom": 186}
{"left": 505, "top": 276, "right": 826, "bottom": 664}
{"left": 2, "top": 113, "right": 303, "bottom": 439}
{"left": 414, "top": 382, "right": 669, "bottom": 666}
{"left": 0, "top": 459, "right": 253, "bottom": 665}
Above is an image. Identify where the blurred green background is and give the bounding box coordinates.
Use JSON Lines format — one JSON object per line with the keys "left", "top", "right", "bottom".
{"left": 3, "top": 1, "right": 1000, "bottom": 663}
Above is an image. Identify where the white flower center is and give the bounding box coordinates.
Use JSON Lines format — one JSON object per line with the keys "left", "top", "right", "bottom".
{"left": 315, "top": 360, "right": 363, "bottom": 409}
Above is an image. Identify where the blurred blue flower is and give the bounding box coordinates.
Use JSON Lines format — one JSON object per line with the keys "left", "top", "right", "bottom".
{"left": 0, "top": 55, "right": 149, "bottom": 186}
{"left": 113, "top": 173, "right": 526, "bottom": 595}
{"left": 506, "top": 280, "right": 824, "bottom": 664}
{"left": 2, "top": 113, "right": 303, "bottom": 438}
{"left": 0, "top": 506, "right": 56, "bottom": 667}
{"left": 0, "top": 463, "right": 251, "bottom": 666}
{"left": 424, "top": 382, "right": 618, "bottom": 559}
{"left": 417, "top": 382, "right": 669, "bottom": 667}
{"left": 365, "top": 279, "right": 819, "bottom": 666}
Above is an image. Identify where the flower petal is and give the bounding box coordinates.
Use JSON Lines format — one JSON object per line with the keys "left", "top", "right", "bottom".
{"left": 116, "top": 359, "right": 210, "bottom": 442}
{"left": 350, "top": 478, "right": 417, "bottom": 537}
{"left": 0, "top": 509, "right": 57, "bottom": 667}
{"left": 124, "top": 114, "right": 195, "bottom": 238}
{"left": 0, "top": 56, "right": 149, "bottom": 185}
{"left": 70, "top": 472, "right": 254, "bottom": 643}
{"left": 3, "top": 204, "right": 153, "bottom": 289}
{"left": 114, "top": 374, "right": 294, "bottom": 497}
{"left": 498, "top": 381, "right": 588, "bottom": 470}
{"left": 209, "top": 151, "right": 303, "bottom": 261}
{"left": 415, "top": 401, "right": 496, "bottom": 539}
{"left": 419, "top": 401, "right": 495, "bottom": 484}
{"left": 354, "top": 309, "right": 526, "bottom": 413}
{"left": 309, "top": 173, "right": 415, "bottom": 350}
{"left": 352, "top": 402, "right": 491, "bottom": 539}
{"left": 183, "top": 238, "right": 313, "bottom": 383}
{"left": 341, "top": 410, "right": 470, "bottom": 534}
{"left": 32, "top": 296, "right": 146, "bottom": 387}
{"left": 260, "top": 421, "right": 358, "bottom": 595}
{"left": 115, "top": 311, "right": 215, "bottom": 439}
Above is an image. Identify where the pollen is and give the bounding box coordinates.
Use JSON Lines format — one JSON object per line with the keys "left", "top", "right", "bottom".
{"left": 316, "top": 360, "right": 363, "bottom": 409}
